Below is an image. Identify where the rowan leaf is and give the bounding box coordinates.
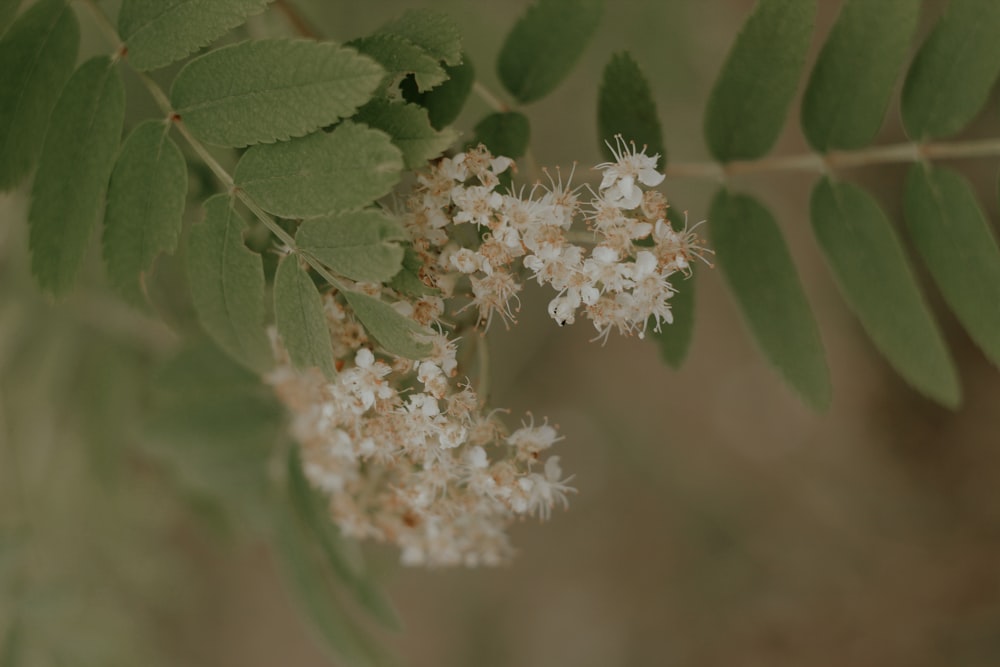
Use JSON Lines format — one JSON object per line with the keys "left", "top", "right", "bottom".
{"left": 297, "top": 209, "right": 407, "bottom": 283}
{"left": 709, "top": 188, "right": 831, "bottom": 410}
{"left": 597, "top": 51, "right": 665, "bottom": 161}
{"left": 0, "top": 0, "right": 21, "bottom": 37}
{"left": 472, "top": 111, "right": 530, "bottom": 158}
{"left": 811, "top": 177, "right": 960, "bottom": 406}
{"left": 118, "top": 0, "right": 273, "bottom": 71}
{"left": 497, "top": 0, "right": 603, "bottom": 104}
{"left": 341, "top": 290, "right": 431, "bottom": 359}
{"left": 801, "top": 0, "right": 920, "bottom": 151}
{"left": 400, "top": 56, "right": 475, "bottom": 130}
{"left": 103, "top": 120, "right": 188, "bottom": 307}
{"left": 353, "top": 99, "right": 457, "bottom": 169}
{"left": 704, "top": 0, "right": 816, "bottom": 161}
{"left": 170, "top": 39, "right": 384, "bottom": 147}
{"left": 274, "top": 255, "right": 335, "bottom": 379}
{"left": 186, "top": 195, "right": 272, "bottom": 372}
{"left": 378, "top": 8, "right": 462, "bottom": 66}
{"left": 234, "top": 122, "right": 403, "bottom": 219}
{"left": 349, "top": 33, "right": 446, "bottom": 93}
{"left": 904, "top": 164, "right": 1000, "bottom": 368}
{"left": 0, "top": 0, "right": 79, "bottom": 190}
{"left": 28, "top": 56, "right": 125, "bottom": 296}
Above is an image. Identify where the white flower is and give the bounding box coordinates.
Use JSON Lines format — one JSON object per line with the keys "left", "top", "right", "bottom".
{"left": 596, "top": 135, "right": 665, "bottom": 210}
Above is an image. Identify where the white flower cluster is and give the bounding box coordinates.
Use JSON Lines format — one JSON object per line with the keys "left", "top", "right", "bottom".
{"left": 399, "top": 137, "right": 710, "bottom": 340}
{"left": 266, "top": 295, "right": 573, "bottom": 567}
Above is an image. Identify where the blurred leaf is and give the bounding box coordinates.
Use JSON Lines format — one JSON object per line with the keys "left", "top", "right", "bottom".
{"left": 378, "top": 8, "right": 461, "bottom": 66}
{"left": 401, "top": 56, "right": 475, "bottom": 130}
{"left": 28, "top": 56, "right": 124, "bottom": 296}
{"left": 342, "top": 290, "right": 431, "bottom": 359}
{"left": 354, "top": 99, "right": 457, "bottom": 169}
{"left": 472, "top": 111, "right": 530, "bottom": 158}
{"left": 654, "top": 271, "right": 695, "bottom": 369}
{"left": 234, "top": 122, "right": 403, "bottom": 218}
{"left": 388, "top": 245, "right": 438, "bottom": 297}
{"left": 297, "top": 209, "right": 406, "bottom": 283}
{"left": 0, "top": 619, "right": 21, "bottom": 667}
{"left": 186, "top": 195, "right": 272, "bottom": 372}
{"left": 801, "top": 0, "right": 919, "bottom": 151}
{"left": 350, "top": 33, "right": 446, "bottom": 93}
{"left": 170, "top": 39, "right": 384, "bottom": 147}
{"left": 904, "top": 164, "right": 1000, "bottom": 368}
{"left": 119, "top": 0, "right": 272, "bottom": 71}
{"left": 274, "top": 255, "right": 335, "bottom": 379}
{"left": 285, "top": 448, "right": 401, "bottom": 631}
{"left": 497, "top": 0, "right": 603, "bottom": 104}
{"left": 901, "top": 0, "right": 1000, "bottom": 139}
{"left": 709, "top": 189, "right": 831, "bottom": 410}
{"left": 597, "top": 51, "right": 665, "bottom": 161}
{"left": 811, "top": 177, "right": 960, "bottom": 406}
{"left": 0, "top": 0, "right": 79, "bottom": 191}
{"left": 103, "top": 120, "right": 187, "bottom": 307}
{"left": 704, "top": 0, "right": 816, "bottom": 161}
{"left": 0, "top": 0, "right": 20, "bottom": 37}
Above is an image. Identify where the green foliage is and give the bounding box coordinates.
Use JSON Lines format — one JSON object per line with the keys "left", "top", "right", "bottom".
{"left": 497, "top": 0, "right": 603, "bottom": 104}
{"left": 119, "top": 0, "right": 273, "bottom": 72}
{"left": 904, "top": 165, "right": 1000, "bottom": 368}
{"left": 472, "top": 111, "right": 530, "bottom": 159}
{"left": 274, "top": 255, "right": 336, "bottom": 379}
{"left": 597, "top": 52, "right": 665, "bottom": 161}
{"left": 901, "top": 0, "right": 1000, "bottom": 140}
{"left": 704, "top": 0, "right": 815, "bottom": 161}
{"left": 710, "top": 189, "right": 831, "bottom": 410}
{"left": 0, "top": 0, "right": 20, "bottom": 36}
{"left": 102, "top": 120, "right": 188, "bottom": 307}
{"left": 801, "top": 0, "right": 919, "bottom": 151}
{"left": 811, "top": 177, "right": 960, "bottom": 407}
{"left": 378, "top": 8, "right": 462, "bottom": 67}
{"left": 354, "top": 99, "right": 457, "bottom": 169}
{"left": 234, "top": 122, "right": 404, "bottom": 218}
{"left": 350, "top": 33, "right": 447, "bottom": 93}
{"left": 28, "top": 56, "right": 124, "bottom": 296}
{"left": 0, "top": 0, "right": 79, "bottom": 191}
{"left": 170, "top": 39, "right": 384, "bottom": 147}
{"left": 341, "top": 290, "right": 432, "bottom": 359}
{"left": 186, "top": 195, "right": 272, "bottom": 373}
{"left": 297, "top": 209, "right": 407, "bottom": 283}
{"left": 652, "top": 272, "right": 694, "bottom": 369}
{"left": 389, "top": 245, "right": 439, "bottom": 297}
{"left": 401, "top": 56, "right": 475, "bottom": 130}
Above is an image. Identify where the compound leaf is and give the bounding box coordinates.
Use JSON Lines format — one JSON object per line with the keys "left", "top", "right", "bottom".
{"left": 709, "top": 188, "right": 831, "bottom": 410}
{"left": 171, "top": 39, "right": 384, "bottom": 147}
{"left": 28, "top": 56, "right": 124, "bottom": 296}
{"left": 497, "top": 0, "right": 603, "bottom": 104}
{"left": 234, "top": 122, "right": 403, "bottom": 219}
{"left": 274, "top": 255, "right": 335, "bottom": 378}
{"left": 904, "top": 164, "right": 1000, "bottom": 368}
{"left": 118, "top": 0, "right": 273, "bottom": 71}
{"left": 811, "top": 177, "right": 960, "bottom": 406}
{"left": 0, "top": 0, "right": 79, "bottom": 190}
{"left": 103, "top": 120, "right": 188, "bottom": 306}
{"left": 704, "top": 0, "right": 816, "bottom": 161}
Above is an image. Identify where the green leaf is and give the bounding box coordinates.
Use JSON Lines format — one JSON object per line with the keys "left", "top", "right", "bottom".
{"left": 389, "top": 245, "right": 438, "bottom": 296}
{"left": 297, "top": 209, "right": 406, "bottom": 283}
{"left": 811, "top": 177, "right": 960, "bottom": 407}
{"left": 401, "top": 56, "right": 475, "bottom": 130}
{"left": 703, "top": 0, "right": 816, "bottom": 161}
{"left": 102, "top": 120, "right": 188, "bottom": 306}
{"left": 274, "top": 255, "right": 335, "bottom": 379}
{"left": 354, "top": 99, "right": 457, "bottom": 169}
{"left": 285, "top": 447, "right": 402, "bottom": 631}
{"left": 349, "top": 33, "right": 446, "bottom": 93}
{"left": 0, "top": 0, "right": 22, "bottom": 39}
{"left": 341, "top": 290, "right": 431, "bottom": 359}
{"left": 472, "top": 111, "right": 530, "bottom": 158}
{"left": 0, "top": 0, "right": 79, "bottom": 190}
{"left": 597, "top": 51, "right": 665, "bottom": 161}
{"left": 497, "top": 0, "right": 603, "bottom": 104}
{"left": 234, "top": 122, "right": 403, "bottom": 219}
{"left": 801, "top": 0, "right": 919, "bottom": 151}
{"left": 709, "top": 189, "right": 831, "bottom": 410}
{"left": 118, "top": 0, "right": 273, "bottom": 71}
{"left": 901, "top": 0, "right": 1000, "bottom": 140}
{"left": 378, "top": 8, "right": 462, "bottom": 66}
{"left": 28, "top": 56, "right": 124, "bottom": 296}
{"left": 653, "top": 271, "right": 694, "bottom": 369}
{"left": 170, "top": 39, "right": 384, "bottom": 147}
{"left": 186, "top": 195, "right": 272, "bottom": 372}
{"left": 904, "top": 164, "right": 1000, "bottom": 368}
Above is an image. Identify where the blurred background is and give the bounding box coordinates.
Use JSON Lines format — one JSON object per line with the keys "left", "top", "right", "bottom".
{"left": 3, "top": 0, "right": 1000, "bottom": 665}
